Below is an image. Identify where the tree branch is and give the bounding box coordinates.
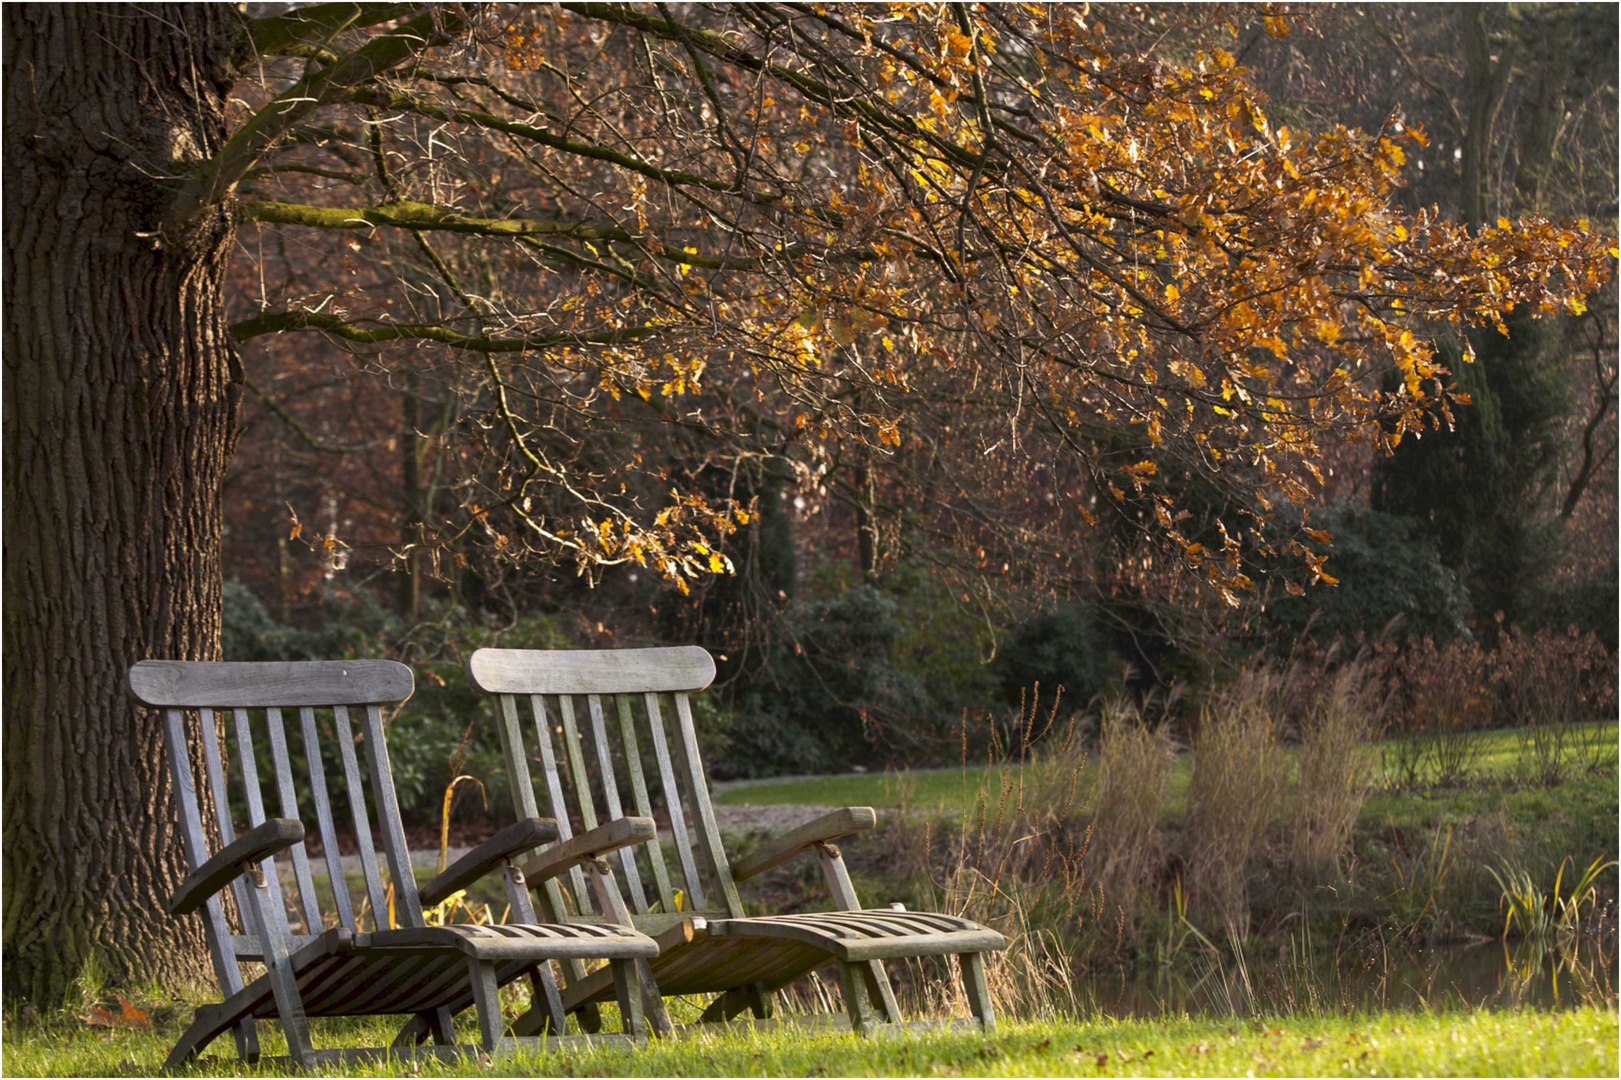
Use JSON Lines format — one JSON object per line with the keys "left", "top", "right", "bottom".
{"left": 231, "top": 309, "right": 666, "bottom": 351}
{"left": 172, "top": 5, "right": 456, "bottom": 228}
{"left": 241, "top": 2, "right": 417, "bottom": 59}
{"left": 242, "top": 198, "right": 640, "bottom": 240}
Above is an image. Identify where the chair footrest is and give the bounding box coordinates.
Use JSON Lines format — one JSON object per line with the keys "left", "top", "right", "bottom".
{"left": 707, "top": 910, "right": 1006, "bottom": 962}
{"left": 368, "top": 922, "right": 658, "bottom": 961}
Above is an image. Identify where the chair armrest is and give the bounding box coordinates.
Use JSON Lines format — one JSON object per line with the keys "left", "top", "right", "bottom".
{"left": 421, "top": 817, "right": 560, "bottom": 907}
{"left": 518, "top": 817, "right": 657, "bottom": 886}
{"left": 730, "top": 807, "right": 877, "bottom": 882}
{"left": 169, "top": 818, "right": 305, "bottom": 916}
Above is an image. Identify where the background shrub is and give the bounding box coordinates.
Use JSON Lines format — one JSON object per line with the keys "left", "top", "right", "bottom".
{"left": 718, "top": 585, "right": 934, "bottom": 778}
{"left": 992, "top": 601, "right": 1112, "bottom": 712}
{"left": 1255, "top": 503, "right": 1472, "bottom": 652}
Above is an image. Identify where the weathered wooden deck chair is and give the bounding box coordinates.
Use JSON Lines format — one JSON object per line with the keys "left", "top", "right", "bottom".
{"left": 129, "top": 659, "right": 661, "bottom": 1070}
{"left": 467, "top": 646, "right": 1005, "bottom": 1037}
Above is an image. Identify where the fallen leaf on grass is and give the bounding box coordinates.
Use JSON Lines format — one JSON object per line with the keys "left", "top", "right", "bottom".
{"left": 1302, "top": 1037, "right": 1325, "bottom": 1050}
{"left": 79, "top": 996, "right": 151, "bottom": 1032}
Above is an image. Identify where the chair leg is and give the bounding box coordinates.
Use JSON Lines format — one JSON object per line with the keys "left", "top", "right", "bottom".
{"left": 698, "top": 982, "right": 772, "bottom": 1024}
{"left": 260, "top": 951, "right": 315, "bottom": 1066}
{"left": 745, "top": 981, "right": 775, "bottom": 1021}
{"left": 634, "top": 958, "right": 673, "bottom": 1036}
{"left": 229, "top": 1017, "right": 260, "bottom": 1063}
{"left": 610, "top": 960, "right": 646, "bottom": 1043}
{"left": 862, "top": 961, "right": 901, "bottom": 1023}
{"left": 698, "top": 988, "right": 742, "bottom": 1023}
{"left": 837, "top": 961, "right": 876, "bottom": 1037}
{"left": 391, "top": 1013, "right": 429, "bottom": 1048}
{"left": 529, "top": 962, "right": 568, "bottom": 1036}
{"left": 425, "top": 1007, "right": 457, "bottom": 1045}
{"left": 391, "top": 1005, "right": 455, "bottom": 1049}
{"left": 165, "top": 1006, "right": 231, "bottom": 1072}
{"left": 958, "top": 952, "right": 995, "bottom": 1034}
{"left": 467, "top": 958, "right": 506, "bottom": 1052}
{"left": 246, "top": 879, "right": 315, "bottom": 1067}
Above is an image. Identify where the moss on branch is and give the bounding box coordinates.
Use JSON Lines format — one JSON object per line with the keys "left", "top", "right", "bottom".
{"left": 231, "top": 309, "right": 665, "bottom": 351}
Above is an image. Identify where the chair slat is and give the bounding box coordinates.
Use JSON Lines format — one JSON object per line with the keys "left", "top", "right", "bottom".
{"left": 494, "top": 695, "right": 556, "bottom": 928}
{"left": 587, "top": 694, "right": 647, "bottom": 913}
{"left": 527, "top": 695, "right": 591, "bottom": 913}
{"left": 298, "top": 707, "right": 355, "bottom": 930}
{"left": 233, "top": 709, "right": 295, "bottom": 944}
{"left": 494, "top": 695, "right": 541, "bottom": 822}
{"left": 163, "top": 710, "right": 248, "bottom": 998}
{"left": 554, "top": 695, "right": 599, "bottom": 915}
{"left": 198, "top": 708, "right": 257, "bottom": 939}
{"left": 361, "top": 704, "right": 424, "bottom": 929}
{"left": 266, "top": 708, "right": 323, "bottom": 934}
{"left": 554, "top": 697, "right": 599, "bottom": 833}
{"left": 643, "top": 692, "right": 706, "bottom": 911}
{"left": 614, "top": 694, "right": 676, "bottom": 913}
{"left": 332, "top": 705, "right": 389, "bottom": 927}
{"left": 519, "top": 693, "right": 598, "bottom": 1013}
{"left": 672, "top": 692, "right": 744, "bottom": 918}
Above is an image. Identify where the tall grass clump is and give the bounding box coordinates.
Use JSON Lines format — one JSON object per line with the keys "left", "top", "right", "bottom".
{"left": 1185, "top": 667, "right": 1284, "bottom": 931}
{"left": 1091, "top": 693, "right": 1175, "bottom": 924}
{"left": 1290, "top": 660, "right": 1382, "bottom": 879}
{"left": 1488, "top": 855, "right": 1619, "bottom": 947}
{"left": 903, "top": 687, "right": 1097, "bottom": 1019}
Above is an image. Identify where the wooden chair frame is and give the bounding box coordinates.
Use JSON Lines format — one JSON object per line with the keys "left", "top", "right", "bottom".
{"left": 466, "top": 646, "right": 1005, "bottom": 1038}
{"left": 130, "top": 659, "right": 659, "bottom": 1070}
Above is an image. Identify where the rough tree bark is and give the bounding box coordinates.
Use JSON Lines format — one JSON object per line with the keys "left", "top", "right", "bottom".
{"left": 2, "top": 4, "right": 241, "bottom": 1002}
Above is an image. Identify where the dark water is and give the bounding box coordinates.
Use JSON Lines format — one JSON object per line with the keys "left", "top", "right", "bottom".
{"left": 1076, "top": 935, "right": 1618, "bottom": 1018}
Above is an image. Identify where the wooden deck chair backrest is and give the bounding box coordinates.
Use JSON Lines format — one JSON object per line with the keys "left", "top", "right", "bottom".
{"left": 129, "top": 660, "right": 426, "bottom": 990}
{"left": 467, "top": 647, "right": 744, "bottom": 926}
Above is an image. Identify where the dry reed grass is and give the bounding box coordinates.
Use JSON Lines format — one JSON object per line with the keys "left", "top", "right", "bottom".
{"left": 1091, "top": 695, "right": 1175, "bottom": 924}
{"left": 1289, "top": 660, "right": 1382, "bottom": 879}
{"left": 889, "top": 687, "right": 1101, "bottom": 1019}
{"left": 1184, "top": 667, "right": 1284, "bottom": 932}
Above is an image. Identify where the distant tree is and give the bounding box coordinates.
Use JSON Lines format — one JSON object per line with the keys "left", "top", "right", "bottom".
{"left": 1361, "top": 4, "right": 1619, "bottom": 631}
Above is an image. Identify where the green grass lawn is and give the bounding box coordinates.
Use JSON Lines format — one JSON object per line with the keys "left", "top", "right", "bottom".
{"left": 5, "top": 1005, "right": 1614, "bottom": 1077}
{"left": 714, "top": 724, "right": 1620, "bottom": 824}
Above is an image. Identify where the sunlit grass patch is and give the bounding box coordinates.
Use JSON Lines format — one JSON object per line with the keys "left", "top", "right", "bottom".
{"left": 4, "top": 1005, "right": 1615, "bottom": 1077}
{"left": 713, "top": 725, "right": 1618, "bottom": 818}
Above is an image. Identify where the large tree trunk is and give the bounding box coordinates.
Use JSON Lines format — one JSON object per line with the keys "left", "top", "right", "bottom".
{"left": 3, "top": 4, "right": 240, "bottom": 1003}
